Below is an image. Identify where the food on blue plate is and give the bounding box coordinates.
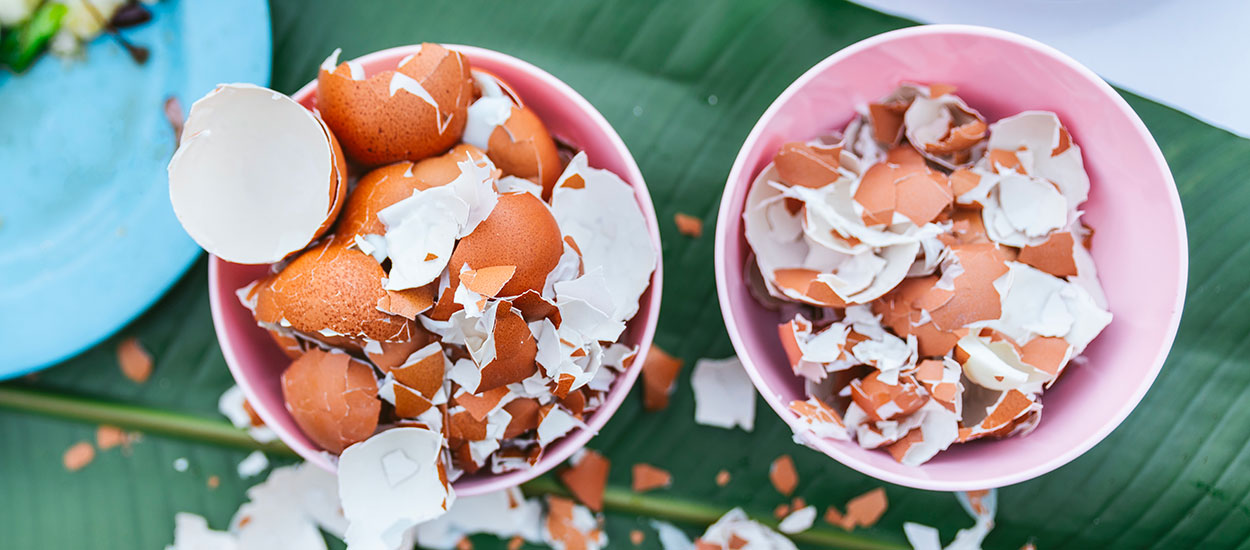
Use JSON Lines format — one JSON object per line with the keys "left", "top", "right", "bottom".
{"left": 0, "top": 0, "right": 155, "bottom": 72}
{"left": 745, "top": 83, "right": 1112, "bottom": 466}
{"left": 168, "top": 44, "right": 658, "bottom": 539}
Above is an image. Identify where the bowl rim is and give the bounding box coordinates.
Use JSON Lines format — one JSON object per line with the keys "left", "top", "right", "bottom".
{"left": 209, "top": 43, "right": 664, "bottom": 496}
{"left": 713, "top": 24, "right": 1188, "bottom": 491}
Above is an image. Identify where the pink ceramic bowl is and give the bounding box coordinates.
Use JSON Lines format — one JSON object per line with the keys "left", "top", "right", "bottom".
{"left": 715, "top": 25, "right": 1187, "bottom": 491}
{"left": 209, "top": 45, "right": 663, "bottom": 496}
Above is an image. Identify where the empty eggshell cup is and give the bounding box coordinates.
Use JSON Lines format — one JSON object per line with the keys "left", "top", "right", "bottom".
{"left": 714, "top": 25, "right": 1187, "bottom": 491}
{"left": 210, "top": 44, "right": 663, "bottom": 496}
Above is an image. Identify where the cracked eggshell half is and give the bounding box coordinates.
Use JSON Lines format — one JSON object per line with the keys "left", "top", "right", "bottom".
{"left": 280, "top": 348, "right": 381, "bottom": 454}
{"left": 252, "top": 240, "right": 417, "bottom": 343}
{"left": 443, "top": 192, "right": 564, "bottom": 320}
{"left": 464, "top": 70, "right": 563, "bottom": 198}
{"left": 317, "top": 44, "right": 474, "bottom": 166}
{"left": 169, "top": 84, "right": 348, "bottom": 265}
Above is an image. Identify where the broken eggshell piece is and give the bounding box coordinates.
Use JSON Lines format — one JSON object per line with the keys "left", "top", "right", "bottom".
{"left": 169, "top": 84, "right": 348, "bottom": 264}
{"left": 338, "top": 427, "right": 454, "bottom": 550}
{"left": 317, "top": 44, "right": 475, "bottom": 166}
{"left": 464, "top": 70, "right": 563, "bottom": 198}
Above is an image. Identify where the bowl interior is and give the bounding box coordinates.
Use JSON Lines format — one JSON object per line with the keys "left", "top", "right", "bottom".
{"left": 210, "top": 45, "right": 662, "bottom": 496}
{"left": 717, "top": 26, "right": 1186, "bottom": 490}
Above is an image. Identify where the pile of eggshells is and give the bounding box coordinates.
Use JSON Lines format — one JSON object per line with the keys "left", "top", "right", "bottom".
{"left": 168, "top": 43, "right": 656, "bottom": 544}
{"left": 745, "top": 83, "right": 1112, "bottom": 466}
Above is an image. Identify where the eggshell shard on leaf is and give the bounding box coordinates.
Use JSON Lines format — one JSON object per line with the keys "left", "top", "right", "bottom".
{"left": 339, "top": 427, "right": 454, "bottom": 550}
{"left": 543, "top": 496, "right": 608, "bottom": 550}
{"left": 641, "top": 344, "right": 684, "bottom": 411}
{"left": 558, "top": 449, "right": 610, "bottom": 512}
{"left": 690, "top": 356, "right": 756, "bottom": 432}
{"left": 413, "top": 487, "right": 545, "bottom": 548}
{"left": 631, "top": 463, "right": 673, "bottom": 493}
{"left": 118, "top": 337, "right": 153, "bottom": 384}
{"left": 281, "top": 348, "right": 381, "bottom": 454}
{"left": 317, "top": 43, "right": 474, "bottom": 166}
{"left": 696, "top": 508, "right": 798, "bottom": 550}
{"left": 778, "top": 506, "right": 817, "bottom": 534}
{"left": 168, "top": 84, "right": 348, "bottom": 264}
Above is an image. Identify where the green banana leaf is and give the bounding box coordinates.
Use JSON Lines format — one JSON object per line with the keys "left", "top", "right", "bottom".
{"left": 2, "top": 1, "right": 1247, "bottom": 549}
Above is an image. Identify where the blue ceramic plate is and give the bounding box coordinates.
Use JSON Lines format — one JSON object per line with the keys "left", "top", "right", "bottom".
{"left": 0, "top": 0, "right": 271, "bottom": 378}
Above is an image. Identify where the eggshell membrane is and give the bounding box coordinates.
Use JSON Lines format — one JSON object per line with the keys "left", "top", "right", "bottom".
{"left": 281, "top": 349, "right": 381, "bottom": 454}
{"left": 317, "top": 43, "right": 474, "bottom": 166}
{"left": 254, "top": 240, "right": 416, "bottom": 342}
{"left": 335, "top": 144, "right": 487, "bottom": 238}
{"left": 445, "top": 193, "right": 563, "bottom": 317}
{"left": 486, "top": 105, "right": 563, "bottom": 198}
{"left": 477, "top": 301, "right": 539, "bottom": 392}
{"left": 169, "top": 84, "right": 349, "bottom": 265}
{"left": 472, "top": 68, "right": 524, "bottom": 106}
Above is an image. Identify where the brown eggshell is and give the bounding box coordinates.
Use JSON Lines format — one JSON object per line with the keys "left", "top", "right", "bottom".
{"left": 253, "top": 240, "right": 416, "bottom": 342}
{"left": 317, "top": 43, "right": 474, "bottom": 166}
{"left": 446, "top": 193, "right": 563, "bottom": 318}
{"left": 477, "top": 301, "right": 539, "bottom": 392}
{"left": 335, "top": 144, "right": 487, "bottom": 238}
{"left": 773, "top": 141, "right": 842, "bottom": 189}
{"left": 486, "top": 105, "right": 563, "bottom": 199}
{"left": 388, "top": 346, "right": 445, "bottom": 399}
{"left": 266, "top": 328, "right": 305, "bottom": 359}
{"left": 365, "top": 331, "right": 436, "bottom": 371}
{"left": 281, "top": 348, "right": 381, "bottom": 454}
{"left": 503, "top": 398, "right": 542, "bottom": 438}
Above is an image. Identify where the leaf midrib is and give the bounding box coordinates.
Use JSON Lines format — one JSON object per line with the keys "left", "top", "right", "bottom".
{"left": 0, "top": 384, "right": 906, "bottom": 550}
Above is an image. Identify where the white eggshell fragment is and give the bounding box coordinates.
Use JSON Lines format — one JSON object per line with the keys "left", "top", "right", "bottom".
{"left": 339, "top": 427, "right": 454, "bottom": 550}
{"left": 550, "top": 152, "right": 657, "bottom": 321}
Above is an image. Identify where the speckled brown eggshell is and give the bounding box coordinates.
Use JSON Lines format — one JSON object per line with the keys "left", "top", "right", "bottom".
{"left": 445, "top": 192, "right": 563, "bottom": 318}
{"left": 316, "top": 43, "right": 474, "bottom": 166}
{"left": 487, "top": 105, "right": 563, "bottom": 199}
{"left": 476, "top": 301, "right": 539, "bottom": 392}
{"left": 253, "top": 240, "right": 416, "bottom": 342}
{"left": 334, "top": 144, "right": 486, "bottom": 239}
{"left": 281, "top": 348, "right": 381, "bottom": 454}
